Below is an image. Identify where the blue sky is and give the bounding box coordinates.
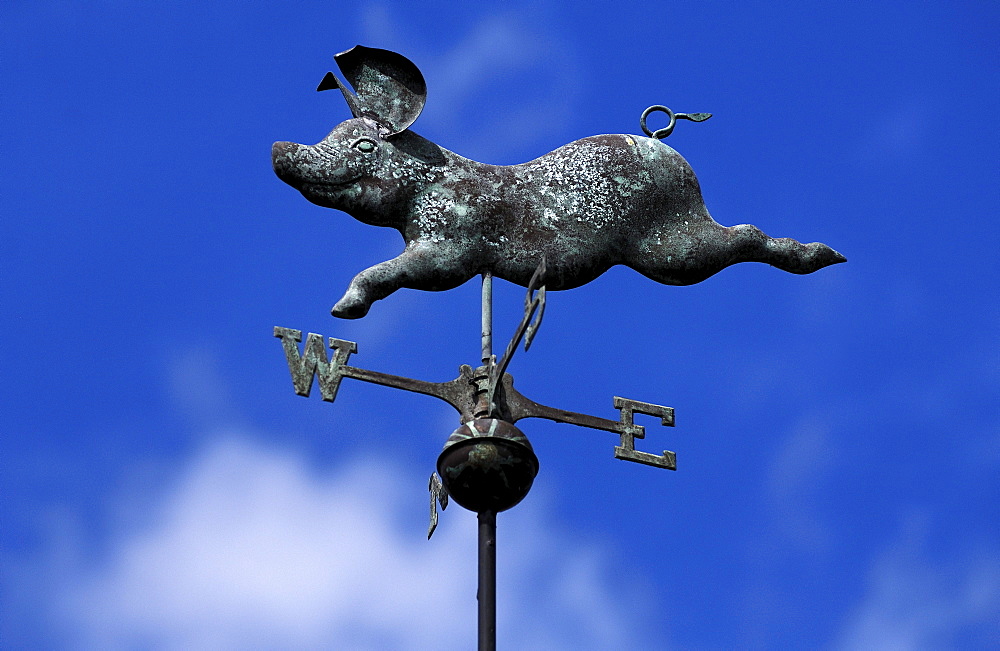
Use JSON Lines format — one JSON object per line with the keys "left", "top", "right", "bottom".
{"left": 2, "top": 1, "right": 998, "bottom": 648}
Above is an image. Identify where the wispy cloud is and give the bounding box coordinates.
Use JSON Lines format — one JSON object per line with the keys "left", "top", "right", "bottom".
{"left": 51, "top": 436, "right": 655, "bottom": 649}
{"left": 359, "top": 9, "right": 583, "bottom": 161}
{"left": 832, "top": 514, "right": 1000, "bottom": 650}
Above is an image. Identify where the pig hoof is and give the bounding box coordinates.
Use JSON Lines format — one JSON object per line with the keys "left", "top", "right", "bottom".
{"left": 331, "top": 300, "right": 370, "bottom": 319}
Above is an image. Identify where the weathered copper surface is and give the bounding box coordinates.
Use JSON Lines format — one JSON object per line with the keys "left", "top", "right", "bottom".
{"left": 437, "top": 418, "right": 539, "bottom": 514}
{"left": 272, "top": 48, "right": 849, "bottom": 649}
{"left": 272, "top": 45, "right": 846, "bottom": 319}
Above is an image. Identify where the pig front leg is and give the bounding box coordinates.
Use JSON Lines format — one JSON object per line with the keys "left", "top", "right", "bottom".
{"left": 332, "top": 244, "right": 477, "bottom": 319}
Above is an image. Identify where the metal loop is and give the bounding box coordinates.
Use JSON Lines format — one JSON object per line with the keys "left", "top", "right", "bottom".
{"left": 640, "top": 105, "right": 677, "bottom": 139}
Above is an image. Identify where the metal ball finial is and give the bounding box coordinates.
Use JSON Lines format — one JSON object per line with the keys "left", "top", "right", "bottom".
{"left": 436, "top": 418, "right": 539, "bottom": 513}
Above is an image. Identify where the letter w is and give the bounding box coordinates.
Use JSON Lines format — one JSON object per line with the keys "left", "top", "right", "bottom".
{"left": 273, "top": 327, "right": 357, "bottom": 402}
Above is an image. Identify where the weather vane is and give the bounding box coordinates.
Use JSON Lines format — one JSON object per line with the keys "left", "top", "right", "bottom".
{"left": 271, "top": 45, "right": 845, "bottom": 649}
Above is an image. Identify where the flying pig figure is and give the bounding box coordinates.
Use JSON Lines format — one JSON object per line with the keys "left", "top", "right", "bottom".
{"left": 272, "top": 46, "right": 845, "bottom": 319}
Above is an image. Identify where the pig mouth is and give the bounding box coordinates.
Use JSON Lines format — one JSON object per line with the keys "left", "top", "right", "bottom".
{"left": 273, "top": 157, "right": 361, "bottom": 192}
{"left": 301, "top": 177, "right": 360, "bottom": 193}
{"left": 297, "top": 177, "right": 363, "bottom": 204}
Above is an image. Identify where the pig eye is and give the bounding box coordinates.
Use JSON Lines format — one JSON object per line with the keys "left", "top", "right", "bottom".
{"left": 352, "top": 138, "right": 377, "bottom": 153}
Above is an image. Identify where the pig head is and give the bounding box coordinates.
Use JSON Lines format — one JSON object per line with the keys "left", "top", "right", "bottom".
{"left": 272, "top": 45, "right": 845, "bottom": 319}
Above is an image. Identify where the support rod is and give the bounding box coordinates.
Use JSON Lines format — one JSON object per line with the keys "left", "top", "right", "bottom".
{"left": 481, "top": 273, "right": 493, "bottom": 364}
{"left": 478, "top": 510, "right": 497, "bottom": 651}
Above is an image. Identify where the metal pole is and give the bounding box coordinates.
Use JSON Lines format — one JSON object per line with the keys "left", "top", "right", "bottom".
{"left": 479, "top": 273, "right": 496, "bottom": 650}
{"left": 478, "top": 509, "right": 497, "bottom": 651}
{"left": 481, "top": 272, "right": 493, "bottom": 364}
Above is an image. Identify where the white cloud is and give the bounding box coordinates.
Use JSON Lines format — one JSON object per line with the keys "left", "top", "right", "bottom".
{"left": 55, "top": 436, "right": 655, "bottom": 649}
{"left": 833, "top": 515, "right": 1000, "bottom": 650}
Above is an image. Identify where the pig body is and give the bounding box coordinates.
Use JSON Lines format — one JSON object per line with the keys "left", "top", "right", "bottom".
{"left": 272, "top": 46, "right": 845, "bottom": 319}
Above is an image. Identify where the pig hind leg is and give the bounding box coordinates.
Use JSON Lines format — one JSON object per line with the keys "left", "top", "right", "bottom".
{"left": 630, "top": 222, "right": 846, "bottom": 286}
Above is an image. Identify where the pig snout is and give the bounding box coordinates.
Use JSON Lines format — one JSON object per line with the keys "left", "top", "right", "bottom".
{"left": 272, "top": 141, "right": 305, "bottom": 187}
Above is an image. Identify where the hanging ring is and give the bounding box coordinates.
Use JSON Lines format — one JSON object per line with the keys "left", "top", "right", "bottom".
{"left": 640, "top": 105, "right": 677, "bottom": 139}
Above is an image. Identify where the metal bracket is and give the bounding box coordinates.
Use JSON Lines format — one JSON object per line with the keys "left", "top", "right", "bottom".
{"left": 274, "top": 326, "right": 677, "bottom": 469}
{"left": 273, "top": 326, "right": 481, "bottom": 418}
{"left": 428, "top": 472, "right": 449, "bottom": 539}
{"left": 494, "top": 374, "right": 677, "bottom": 469}
{"left": 487, "top": 257, "right": 546, "bottom": 414}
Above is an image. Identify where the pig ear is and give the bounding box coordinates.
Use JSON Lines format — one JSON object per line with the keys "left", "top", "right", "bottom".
{"left": 317, "top": 71, "right": 363, "bottom": 119}
{"left": 330, "top": 45, "right": 427, "bottom": 138}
